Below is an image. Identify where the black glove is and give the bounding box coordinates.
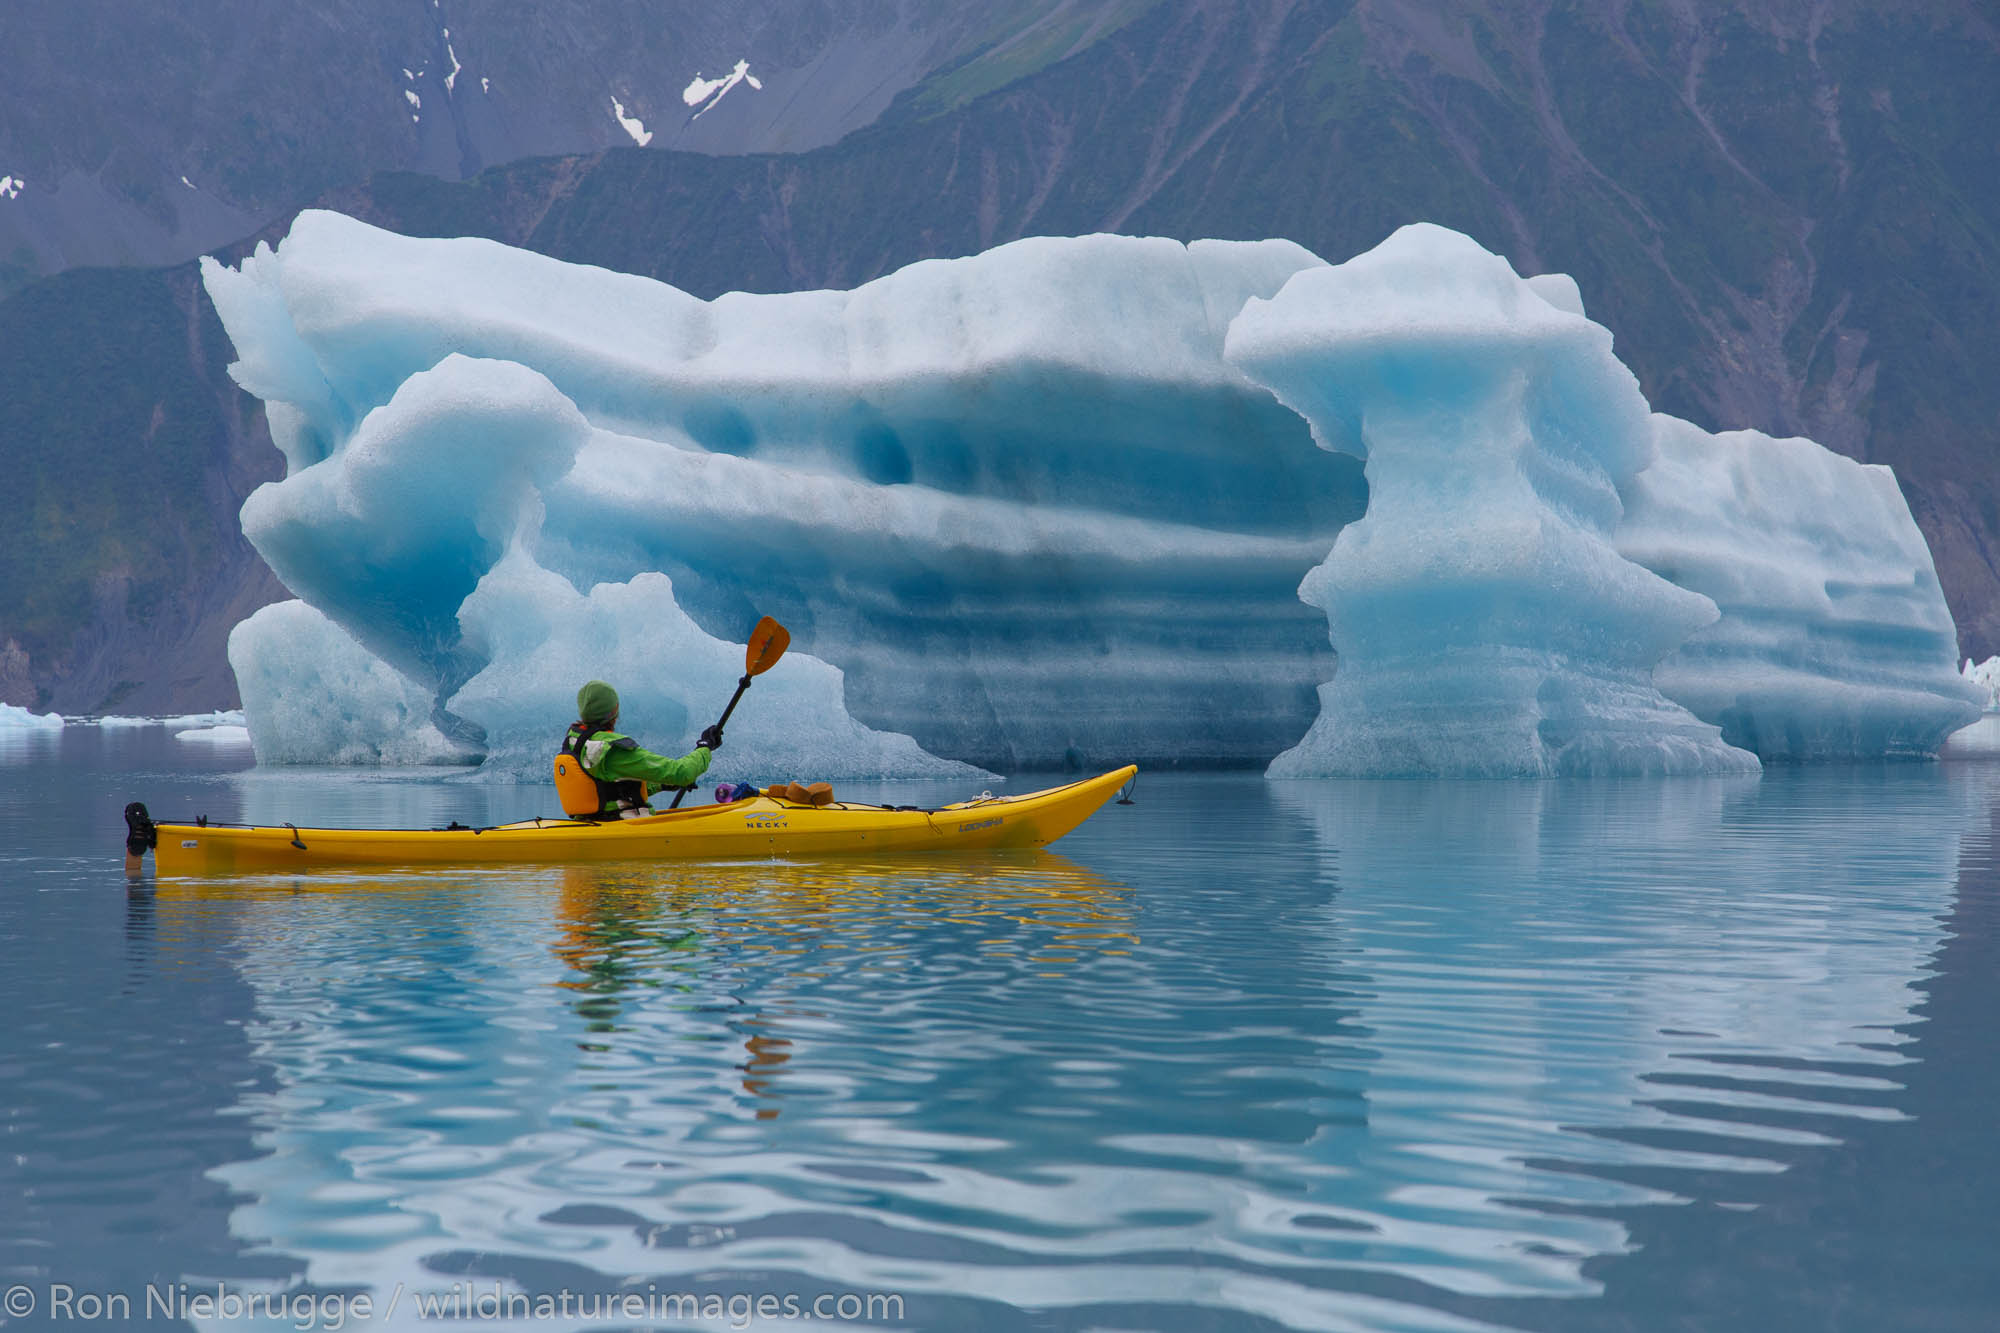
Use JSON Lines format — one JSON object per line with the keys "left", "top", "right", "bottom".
{"left": 697, "top": 724, "right": 723, "bottom": 752}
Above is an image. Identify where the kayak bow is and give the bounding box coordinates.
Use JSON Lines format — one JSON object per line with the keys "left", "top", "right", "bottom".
{"left": 130, "top": 766, "right": 1137, "bottom": 875}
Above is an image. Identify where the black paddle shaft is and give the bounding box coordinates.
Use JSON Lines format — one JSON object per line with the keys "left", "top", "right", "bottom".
{"left": 663, "top": 616, "right": 790, "bottom": 812}
{"left": 666, "top": 673, "right": 753, "bottom": 809}
{"left": 713, "top": 673, "right": 753, "bottom": 730}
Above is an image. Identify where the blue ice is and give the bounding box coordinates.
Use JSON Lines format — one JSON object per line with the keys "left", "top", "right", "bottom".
{"left": 200, "top": 213, "right": 1977, "bottom": 776}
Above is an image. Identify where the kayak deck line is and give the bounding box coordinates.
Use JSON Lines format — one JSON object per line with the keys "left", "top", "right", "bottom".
{"left": 147, "top": 788, "right": 1036, "bottom": 836}
{"left": 126, "top": 766, "right": 1138, "bottom": 875}
{"left": 147, "top": 794, "right": 1042, "bottom": 838}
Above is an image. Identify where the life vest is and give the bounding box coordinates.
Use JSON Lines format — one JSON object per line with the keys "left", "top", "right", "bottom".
{"left": 553, "top": 724, "right": 649, "bottom": 818}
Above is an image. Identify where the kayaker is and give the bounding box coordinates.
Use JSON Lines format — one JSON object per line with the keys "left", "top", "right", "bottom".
{"left": 560, "top": 680, "right": 720, "bottom": 818}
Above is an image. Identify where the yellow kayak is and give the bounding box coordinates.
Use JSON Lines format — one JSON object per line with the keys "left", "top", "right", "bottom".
{"left": 129, "top": 766, "right": 1137, "bottom": 875}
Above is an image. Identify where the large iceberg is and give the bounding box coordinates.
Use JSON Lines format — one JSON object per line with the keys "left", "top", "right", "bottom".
{"left": 200, "top": 212, "right": 1975, "bottom": 776}
{"left": 202, "top": 212, "right": 1357, "bottom": 774}
{"left": 1226, "top": 225, "right": 1976, "bottom": 774}
{"left": 1619, "top": 417, "right": 1981, "bottom": 759}
{"left": 229, "top": 600, "right": 472, "bottom": 766}
{"left": 1226, "top": 225, "right": 1756, "bottom": 776}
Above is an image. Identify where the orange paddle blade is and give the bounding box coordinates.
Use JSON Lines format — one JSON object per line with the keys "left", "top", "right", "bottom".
{"left": 745, "top": 616, "right": 790, "bottom": 675}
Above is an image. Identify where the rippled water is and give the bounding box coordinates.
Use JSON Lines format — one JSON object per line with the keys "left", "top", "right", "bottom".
{"left": 4, "top": 726, "right": 1998, "bottom": 1331}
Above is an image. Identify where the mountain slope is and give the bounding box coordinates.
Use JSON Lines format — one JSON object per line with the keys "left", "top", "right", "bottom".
{"left": 3, "top": 0, "right": 1995, "bottom": 712}
{"left": 0, "top": 266, "right": 284, "bottom": 711}
{"left": 0, "top": 0, "right": 1152, "bottom": 296}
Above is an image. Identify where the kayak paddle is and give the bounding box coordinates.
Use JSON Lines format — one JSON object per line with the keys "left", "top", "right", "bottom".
{"left": 668, "top": 615, "right": 790, "bottom": 808}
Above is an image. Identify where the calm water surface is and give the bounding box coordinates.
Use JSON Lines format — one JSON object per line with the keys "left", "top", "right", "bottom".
{"left": 3, "top": 726, "right": 1997, "bottom": 1331}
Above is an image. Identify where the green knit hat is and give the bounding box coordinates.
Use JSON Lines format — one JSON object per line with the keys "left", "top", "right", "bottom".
{"left": 577, "top": 680, "right": 619, "bottom": 724}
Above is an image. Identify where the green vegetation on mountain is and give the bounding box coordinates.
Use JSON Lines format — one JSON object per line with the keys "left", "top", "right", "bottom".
{"left": 893, "top": 0, "right": 1165, "bottom": 120}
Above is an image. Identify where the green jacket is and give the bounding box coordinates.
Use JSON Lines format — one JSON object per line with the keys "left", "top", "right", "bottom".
{"left": 564, "top": 724, "right": 712, "bottom": 812}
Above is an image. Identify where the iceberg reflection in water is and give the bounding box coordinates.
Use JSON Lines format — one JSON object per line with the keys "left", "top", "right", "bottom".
{"left": 93, "top": 764, "right": 2000, "bottom": 1329}
{"left": 1269, "top": 773, "right": 1977, "bottom": 1302}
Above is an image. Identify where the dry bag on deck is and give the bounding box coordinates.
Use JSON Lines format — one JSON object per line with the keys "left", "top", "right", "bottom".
{"left": 768, "top": 781, "right": 835, "bottom": 806}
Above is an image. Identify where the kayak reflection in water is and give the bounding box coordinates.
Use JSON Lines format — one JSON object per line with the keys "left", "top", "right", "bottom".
{"left": 550, "top": 857, "right": 1140, "bottom": 1119}
{"left": 553, "top": 866, "right": 797, "bottom": 1118}
{"left": 555, "top": 680, "right": 720, "bottom": 819}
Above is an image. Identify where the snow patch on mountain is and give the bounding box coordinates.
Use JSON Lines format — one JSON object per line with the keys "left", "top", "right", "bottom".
{"left": 683, "top": 60, "right": 763, "bottom": 119}
{"left": 610, "top": 97, "right": 652, "bottom": 146}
